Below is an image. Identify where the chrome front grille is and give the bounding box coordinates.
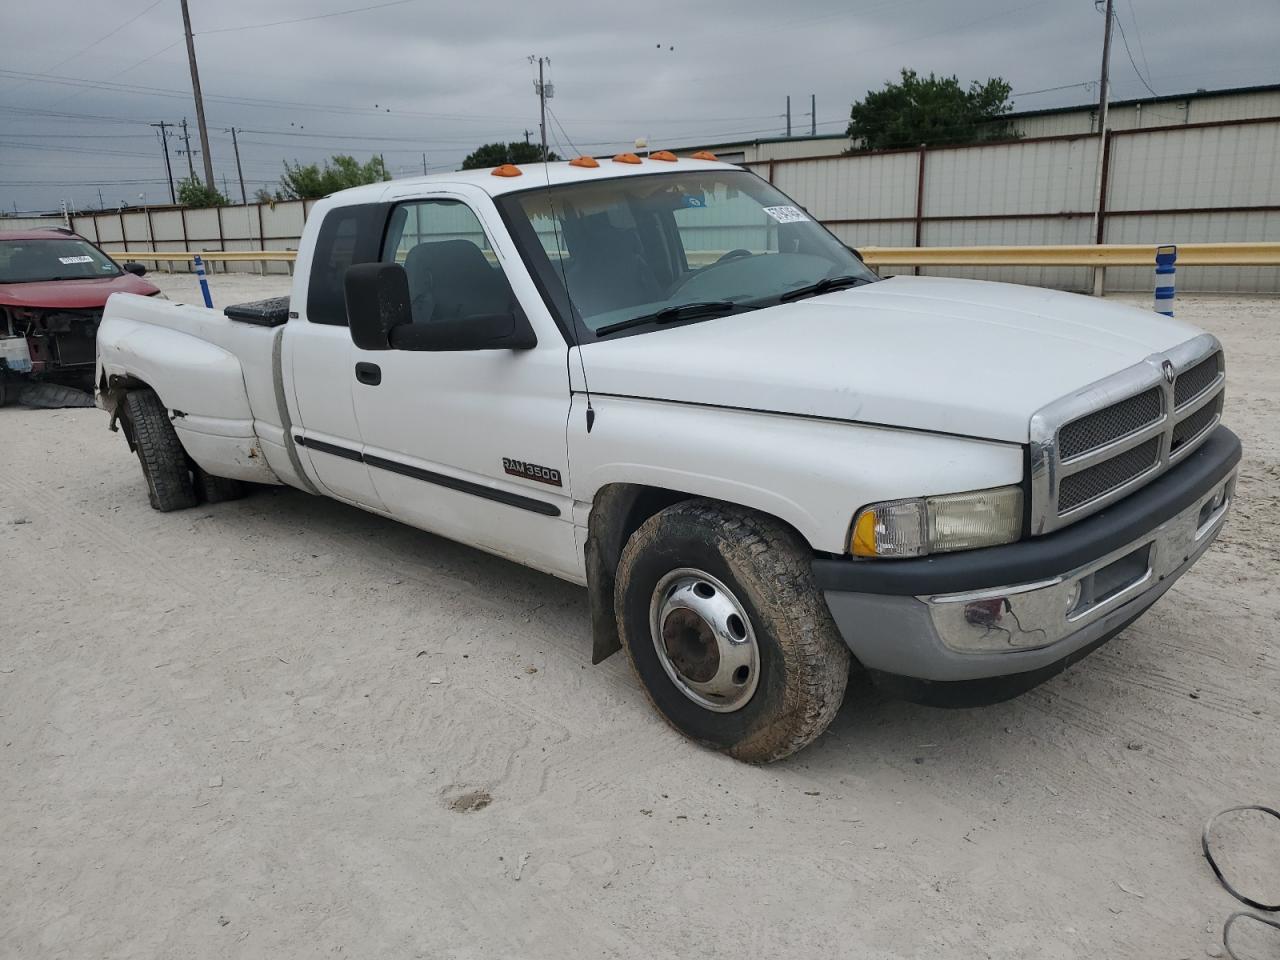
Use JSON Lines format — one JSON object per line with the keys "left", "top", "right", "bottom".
{"left": 1057, "top": 437, "right": 1161, "bottom": 512}
{"left": 1058, "top": 387, "right": 1163, "bottom": 460}
{"left": 1029, "top": 334, "right": 1226, "bottom": 535}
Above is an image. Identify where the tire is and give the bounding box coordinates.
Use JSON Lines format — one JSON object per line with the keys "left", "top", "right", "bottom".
{"left": 193, "top": 466, "right": 247, "bottom": 504}
{"left": 121, "top": 389, "right": 198, "bottom": 512}
{"left": 16, "top": 381, "right": 94, "bottom": 409}
{"left": 615, "top": 500, "right": 850, "bottom": 763}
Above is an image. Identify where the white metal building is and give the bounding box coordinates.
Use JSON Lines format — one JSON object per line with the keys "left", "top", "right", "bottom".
{"left": 674, "top": 83, "right": 1280, "bottom": 161}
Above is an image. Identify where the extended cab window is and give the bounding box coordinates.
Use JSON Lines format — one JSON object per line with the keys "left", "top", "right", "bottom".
{"left": 307, "top": 203, "right": 387, "bottom": 325}
{"left": 382, "top": 200, "right": 517, "bottom": 327}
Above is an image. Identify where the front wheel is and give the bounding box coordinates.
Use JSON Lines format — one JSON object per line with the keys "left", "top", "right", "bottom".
{"left": 615, "top": 500, "right": 850, "bottom": 763}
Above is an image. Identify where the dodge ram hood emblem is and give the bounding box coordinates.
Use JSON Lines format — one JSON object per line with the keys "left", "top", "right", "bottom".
{"left": 1162, "top": 359, "right": 1176, "bottom": 384}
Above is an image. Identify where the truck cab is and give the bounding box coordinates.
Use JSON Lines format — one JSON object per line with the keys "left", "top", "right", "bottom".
{"left": 96, "top": 156, "right": 1239, "bottom": 762}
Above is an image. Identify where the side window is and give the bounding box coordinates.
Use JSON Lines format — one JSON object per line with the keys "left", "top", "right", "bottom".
{"left": 306, "top": 203, "right": 387, "bottom": 325}
{"left": 382, "top": 199, "right": 516, "bottom": 326}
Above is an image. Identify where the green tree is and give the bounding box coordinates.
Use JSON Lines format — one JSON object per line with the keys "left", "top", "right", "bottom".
{"left": 846, "top": 69, "right": 1017, "bottom": 151}
{"left": 176, "top": 176, "right": 229, "bottom": 208}
{"left": 276, "top": 154, "right": 390, "bottom": 200}
{"left": 460, "top": 141, "right": 560, "bottom": 170}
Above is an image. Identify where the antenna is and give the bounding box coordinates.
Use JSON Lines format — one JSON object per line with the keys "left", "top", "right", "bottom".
{"left": 531, "top": 55, "right": 595, "bottom": 432}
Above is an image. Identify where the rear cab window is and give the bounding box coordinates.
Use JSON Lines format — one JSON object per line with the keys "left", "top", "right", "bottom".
{"left": 305, "top": 203, "right": 389, "bottom": 325}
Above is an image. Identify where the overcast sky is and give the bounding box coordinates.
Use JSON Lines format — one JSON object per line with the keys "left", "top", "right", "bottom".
{"left": 1, "top": 0, "right": 1275, "bottom": 213}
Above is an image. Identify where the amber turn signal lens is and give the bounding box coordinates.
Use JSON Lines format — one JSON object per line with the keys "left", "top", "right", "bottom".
{"left": 613, "top": 153, "right": 642, "bottom": 164}
{"left": 569, "top": 155, "right": 600, "bottom": 168}
{"left": 851, "top": 510, "right": 880, "bottom": 557}
{"left": 649, "top": 150, "right": 678, "bottom": 162}
{"left": 491, "top": 164, "right": 523, "bottom": 177}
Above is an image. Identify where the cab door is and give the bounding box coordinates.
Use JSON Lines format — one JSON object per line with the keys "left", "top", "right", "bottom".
{"left": 348, "top": 189, "right": 578, "bottom": 580}
{"left": 286, "top": 199, "right": 388, "bottom": 510}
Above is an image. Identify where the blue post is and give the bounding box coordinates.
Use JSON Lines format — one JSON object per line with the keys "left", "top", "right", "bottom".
{"left": 193, "top": 254, "right": 214, "bottom": 308}
{"left": 1153, "top": 244, "right": 1176, "bottom": 317}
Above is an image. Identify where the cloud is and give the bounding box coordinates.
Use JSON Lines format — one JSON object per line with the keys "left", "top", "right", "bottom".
{"left": 0, "top": 0, "right": 1274, "bottom": 211}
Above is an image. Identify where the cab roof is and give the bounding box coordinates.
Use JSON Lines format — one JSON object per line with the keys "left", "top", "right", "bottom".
{"left": 330, "top": 155, "right": 744, "bottom": 204}
{"left": 0, "top": 227, "right": 84, "bottom": 241}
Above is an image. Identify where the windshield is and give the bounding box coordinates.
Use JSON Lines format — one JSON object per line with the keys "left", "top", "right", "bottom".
{"left": 497, "top": 170, "right": 877, "bottom": 337}
{"left": 0, "top": 238, "right": 121, "bottom": 283}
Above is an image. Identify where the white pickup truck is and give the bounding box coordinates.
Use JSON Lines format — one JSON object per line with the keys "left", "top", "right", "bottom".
{"left": 96, "top": 155, "right": 1239, "bottom": 762}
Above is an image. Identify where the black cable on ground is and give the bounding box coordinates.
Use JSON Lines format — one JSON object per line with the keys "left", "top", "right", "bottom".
{"left": 1202, "top": 805, "right": 1280, "bottom": 913}
{"left": 1223, "top": 911, "right": 1280, "bottom": 960}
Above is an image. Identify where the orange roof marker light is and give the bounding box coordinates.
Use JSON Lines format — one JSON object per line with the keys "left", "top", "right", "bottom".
{"left": 569, "top": 155, "right": 600, "bottom": 168}
{"left": 492, "top": 164, "right": 523, "bottom": 177}
{"left": 613, "top": 153, "right": 643, "bottom": 164}
{"left": 691, "top": 150, "right": 718, "bottom": 161}
{"left": 650, "top": 150, "right": 678, "bottom": 162}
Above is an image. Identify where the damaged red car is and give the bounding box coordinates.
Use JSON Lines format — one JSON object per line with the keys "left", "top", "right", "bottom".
{"left": 0, "top": 227, "right": 159, "bottom": 405}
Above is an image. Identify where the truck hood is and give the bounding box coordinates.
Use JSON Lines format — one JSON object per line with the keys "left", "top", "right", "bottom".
{"left": 0, "top": 274, "right": 158, "bottom": 310}
{"left": 578, "top": 275, "right": 1205, "bottom": 443}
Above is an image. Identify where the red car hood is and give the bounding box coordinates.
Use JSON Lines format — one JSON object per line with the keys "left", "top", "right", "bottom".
{"left": 0, "top": 273, "right": 158, "bottom": 310}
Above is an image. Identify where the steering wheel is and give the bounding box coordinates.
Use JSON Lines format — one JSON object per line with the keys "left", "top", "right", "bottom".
{"left": 715, "top": 248, "right": 753, "bottom": 264}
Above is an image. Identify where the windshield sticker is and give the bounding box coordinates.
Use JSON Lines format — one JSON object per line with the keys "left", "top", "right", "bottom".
{"left": 57, "top": 255, "right": 94, "bottom": 264}
{"left": 762, "top": 205, "right": 809, "bottom": 223}
{"left": 680, "top": 194, "right": 707, "bottom": 208}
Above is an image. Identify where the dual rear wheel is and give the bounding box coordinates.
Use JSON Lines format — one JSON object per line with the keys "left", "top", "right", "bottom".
{"left": 121, "top": 388, "right": 246, "bottom": 512}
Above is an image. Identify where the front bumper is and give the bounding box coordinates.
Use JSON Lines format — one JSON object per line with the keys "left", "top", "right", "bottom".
{"left": 814, "top": 426, "right": 1241, "bottom": 704}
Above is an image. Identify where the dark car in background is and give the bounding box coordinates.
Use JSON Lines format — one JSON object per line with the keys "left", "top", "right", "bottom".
{"left": 0, "top": 227, "right": 159, "bottom": 405}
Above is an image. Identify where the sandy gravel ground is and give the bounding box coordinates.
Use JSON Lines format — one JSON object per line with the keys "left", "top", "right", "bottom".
{"left": 2, "top": 277, "right": 1277, "bottom": 959}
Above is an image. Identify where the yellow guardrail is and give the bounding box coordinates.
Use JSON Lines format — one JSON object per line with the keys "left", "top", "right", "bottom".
{"left": 857, "top": 242, "right": 1280, "bottom": 267}
{"left": 116, "top": 242, "right": 1280, "bottom": 269}
{"left": 118, "top": 250, "right": 297, "bottom": 262}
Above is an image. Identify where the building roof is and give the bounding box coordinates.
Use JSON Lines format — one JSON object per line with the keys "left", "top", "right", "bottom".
{"left": 1004, "top": 82, "right": 1280, "bottom": 120}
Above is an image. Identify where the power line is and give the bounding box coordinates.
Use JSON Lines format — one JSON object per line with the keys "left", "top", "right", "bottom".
{"left": 197, "top": 0, "right": 421, "bottom": 35}
{"left": 0, "top": 0, "right": 166, "bottom": 99}
{"left": 1113, "top": 10, "right": 1158, "bottom": 98}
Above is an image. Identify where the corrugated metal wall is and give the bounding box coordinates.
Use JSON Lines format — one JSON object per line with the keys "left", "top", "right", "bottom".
{"left": 750, "top": 116, "right": 1280, "bottom": 293}
{"left": 32, "top": 115, "right": 1280, "bottom": 293}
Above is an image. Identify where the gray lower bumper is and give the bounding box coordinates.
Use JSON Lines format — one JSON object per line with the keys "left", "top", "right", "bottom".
{"left": 824, "top": 470, "right": 1234, "bottom": 684}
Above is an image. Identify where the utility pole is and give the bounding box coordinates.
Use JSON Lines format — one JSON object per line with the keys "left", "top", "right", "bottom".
{"left": 151, "top": 121, "right": 176, "bottom": 203}
{"left": 1089, "top": 0, "right": 1115, "bottom": 294}
{"left": 180, "top": 118, "right": 196, "bottom": 180}
{"left": 811, "top": 93, "right": 816, "bottom": 136}
{"left": 97, "top": 188, "right": 105, "bottom": 210}
{"left": 786, "top": 96, "right": 792, "bottom": 137}
{"left": 179, "top": 0, "right": 215, "bottom": 189}
{"left": 228, "top": 127, "right": 247, "bottom": 204}
{"left": 523, "top": 129, "right": 532, "bottom": 145}
{"left": 422, "top": 152, "right": 428, "bottom": 175}
{"left": 529, "top": 56, "right": 553, "bottom": 161}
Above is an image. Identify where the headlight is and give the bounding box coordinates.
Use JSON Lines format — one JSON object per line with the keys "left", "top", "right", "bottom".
{"left": 851, "top": 486, "right": 1024, "bottom": 558}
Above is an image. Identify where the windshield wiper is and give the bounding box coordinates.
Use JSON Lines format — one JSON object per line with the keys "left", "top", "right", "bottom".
{"left": 595, "top": 300, "right": 739, "bottom": 337}
{"left": 778, "top": 275, "right": 869, "bottom": 303}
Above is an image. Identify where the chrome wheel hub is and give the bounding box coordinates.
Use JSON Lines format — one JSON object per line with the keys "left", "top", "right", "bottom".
{"left": 649, "top": 569, "right": 759, "bottom": 713}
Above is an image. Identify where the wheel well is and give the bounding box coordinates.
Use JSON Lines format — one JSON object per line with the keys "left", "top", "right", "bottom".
{"left": 584, "top": 483, "right": 812, "bottom": 665}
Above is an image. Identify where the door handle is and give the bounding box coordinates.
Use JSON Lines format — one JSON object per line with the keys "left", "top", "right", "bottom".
{"left": 355, "top": 362, "right": 381, "bottom": 386}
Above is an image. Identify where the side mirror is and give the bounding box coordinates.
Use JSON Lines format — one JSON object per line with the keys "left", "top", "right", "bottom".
{"left": 122, "top": 261, "right": 147, "bottom": 276}
{"left": 344, "top": 261, "right": 537, "bottom": 352}
{"left": 344, "top": 262, "right": 411, "bottom": 350}
{"left": 388, "top": 311, "right": 537, "bottom": 352}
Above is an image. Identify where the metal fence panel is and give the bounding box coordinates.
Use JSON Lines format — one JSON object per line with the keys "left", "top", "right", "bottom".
{"left": 923, "top": 136, "right": 1097, "bottom": 217}
{"left": 771, "top": 152, "right": 918, "bottom": 221}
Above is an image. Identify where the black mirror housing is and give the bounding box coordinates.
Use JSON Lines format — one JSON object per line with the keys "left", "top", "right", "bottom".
{"left": 344, "top": 262, "right": 411, "bottom": 350}
{"left": 344, "top": 261, "right": 537, "bottom": 352}
{"left": 122, "top": 261, "right": 147, "bottom": 276}
{"left": 388, "top": 311, "right": 537, "bottom": 352}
